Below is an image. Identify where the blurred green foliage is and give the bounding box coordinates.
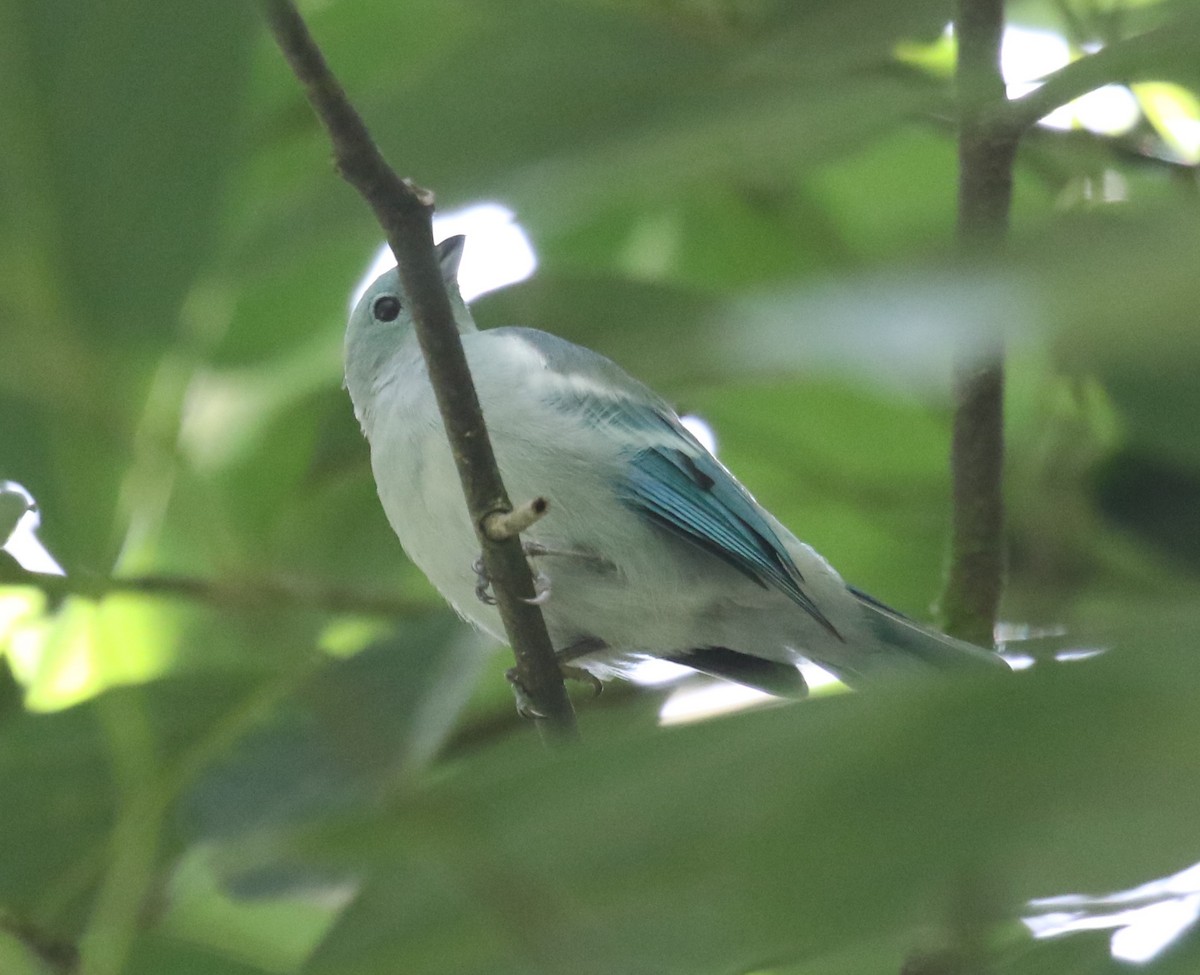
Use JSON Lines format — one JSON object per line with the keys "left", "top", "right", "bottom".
{"left": 2, "top": 0, "right": 1200, "bottom": 972}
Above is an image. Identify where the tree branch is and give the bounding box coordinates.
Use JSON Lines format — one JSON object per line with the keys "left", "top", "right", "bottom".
{"left": 1004, "top": 19, "right": 1200, "bottom": 134}
{"left": 483, "top": 497, "right": 549, "bottom": 541}
{"left": 0, "top": 559, "right": 433, "bottom": 618}
{"left": 939, "top": 7, "right": 1200, "bottom": 640}
{"left": 939, "top": 0, "right": 1014, "bottom": 647}
{"left": 259, "top": 0, "right": 577, "bottom": 740}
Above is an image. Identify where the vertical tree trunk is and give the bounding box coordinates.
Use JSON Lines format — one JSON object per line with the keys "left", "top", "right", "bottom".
{"left": 940, "top": 0, "right": 1017, "bottom": 648}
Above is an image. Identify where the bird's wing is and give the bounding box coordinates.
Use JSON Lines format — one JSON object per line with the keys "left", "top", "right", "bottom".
{"left": 618, "top": 419, "right": 840, "bottom": 639}
{"left": 498, "top": 327, "right": 840, "bottom": 638}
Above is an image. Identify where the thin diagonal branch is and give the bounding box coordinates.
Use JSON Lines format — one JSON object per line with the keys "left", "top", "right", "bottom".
{"left": 1004, "top": 18, "right": 1200, "bottom": 134}
{"left": 260, "top": 0, "right": 577, "bottom": 740}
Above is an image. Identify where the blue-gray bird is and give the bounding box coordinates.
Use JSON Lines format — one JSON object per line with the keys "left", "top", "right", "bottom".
{"left": 345, "top": 236, "right": 1006, "bottom": 697}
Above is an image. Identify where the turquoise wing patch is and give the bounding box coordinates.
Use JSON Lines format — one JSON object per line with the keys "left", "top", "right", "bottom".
{"left": 618, "top": 431, "right": 840, "bottom": 639}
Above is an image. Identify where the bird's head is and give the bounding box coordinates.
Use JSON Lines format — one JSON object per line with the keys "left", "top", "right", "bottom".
{"left": 344, "top": 235, "right": 474, "bottom": 412}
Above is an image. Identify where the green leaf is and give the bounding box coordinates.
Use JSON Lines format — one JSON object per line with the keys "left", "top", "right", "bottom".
{"left": 183, "top": 620, "right": 484, "bottom": 857}
{"left": 0, "top": 676, "right": 259, "bottom": 922}
{"left": 293, "top": 652, "right": 1200, "bottom": 975}
{"left": 0, "top": 929, "right": 58, "bottom": 975}
{"left": 0, "top": 0, "right": 256, "bottom": 346}
{"left": 1152, "top": 917, "right": 1200, "bottom": 975}
{"left": 995, "top": 928, "right": 1127, "bottom": 975}
{"left": 0, "top": 0, "right": 256, "bottom": 571}
{"left": 125, "top": 931, "right": 277, "bottom": 975}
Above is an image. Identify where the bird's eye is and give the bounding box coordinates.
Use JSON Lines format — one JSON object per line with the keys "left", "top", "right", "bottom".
{"left": 372, "top": 295, "right": 402, "bottom": 322}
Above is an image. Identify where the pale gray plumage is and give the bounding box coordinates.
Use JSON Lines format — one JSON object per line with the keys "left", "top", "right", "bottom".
{"left": 344, "top": 236, "right": 1006, "bottom": 696}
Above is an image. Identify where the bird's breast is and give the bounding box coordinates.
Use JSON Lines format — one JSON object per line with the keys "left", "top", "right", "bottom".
{"left": 361, "top": 333, "right": 774, "bottom": 662}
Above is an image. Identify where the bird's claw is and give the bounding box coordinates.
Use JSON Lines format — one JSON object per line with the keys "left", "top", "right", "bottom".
{"left": 505, "top": 663, "right": 603, "bottom": 718}
{"left": 472, "top": 557, "right": 497, "bottom": 605}
{"left": 505, "top": 669, "right": 547, "bottom": 720}
{"left": 521, "top": 569, "right": 552, "bottom": 606}
{"left": 473, "top": 550, "right": 553, "bottom": 606}
{"left": 560, "top": 664, "right": 603, "bottom": 698}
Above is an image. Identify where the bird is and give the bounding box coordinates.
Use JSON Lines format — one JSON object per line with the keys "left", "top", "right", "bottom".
{"left": 344, "top": 235, "right": 1007, "bottom": 699}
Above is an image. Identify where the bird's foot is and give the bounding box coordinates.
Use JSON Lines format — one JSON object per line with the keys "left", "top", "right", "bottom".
{"left": 505, "top": 670, "right": 544, "bottom": 719}
{"left": 522, "top": 542, "right": 615, "bottom": 572}
{"left": 523, "top": 568, "right": 552, "bottom": 605}
{"left": 505, "top": 663, "right": 604, "bottom": 718}
{"left": 472, "top": 556, "right": 497, "bottom": 605}
{"left": 561, "top": 664, "right": 603, "bottom": 697}
{"left": 472, "top": 545, "right": 558, "bottom": 607}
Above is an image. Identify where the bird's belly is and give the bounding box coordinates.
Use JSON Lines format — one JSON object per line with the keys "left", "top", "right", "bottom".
{"left": 371, "top": 418, "right": 501, "bottom": 634}
{"left": 368, "top": 406, "right": 740, "bottom": 663}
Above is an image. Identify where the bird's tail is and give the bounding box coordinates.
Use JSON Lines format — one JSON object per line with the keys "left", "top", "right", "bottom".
{"left": 846, "top": 585, "right": 1008, "bottom": 677}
